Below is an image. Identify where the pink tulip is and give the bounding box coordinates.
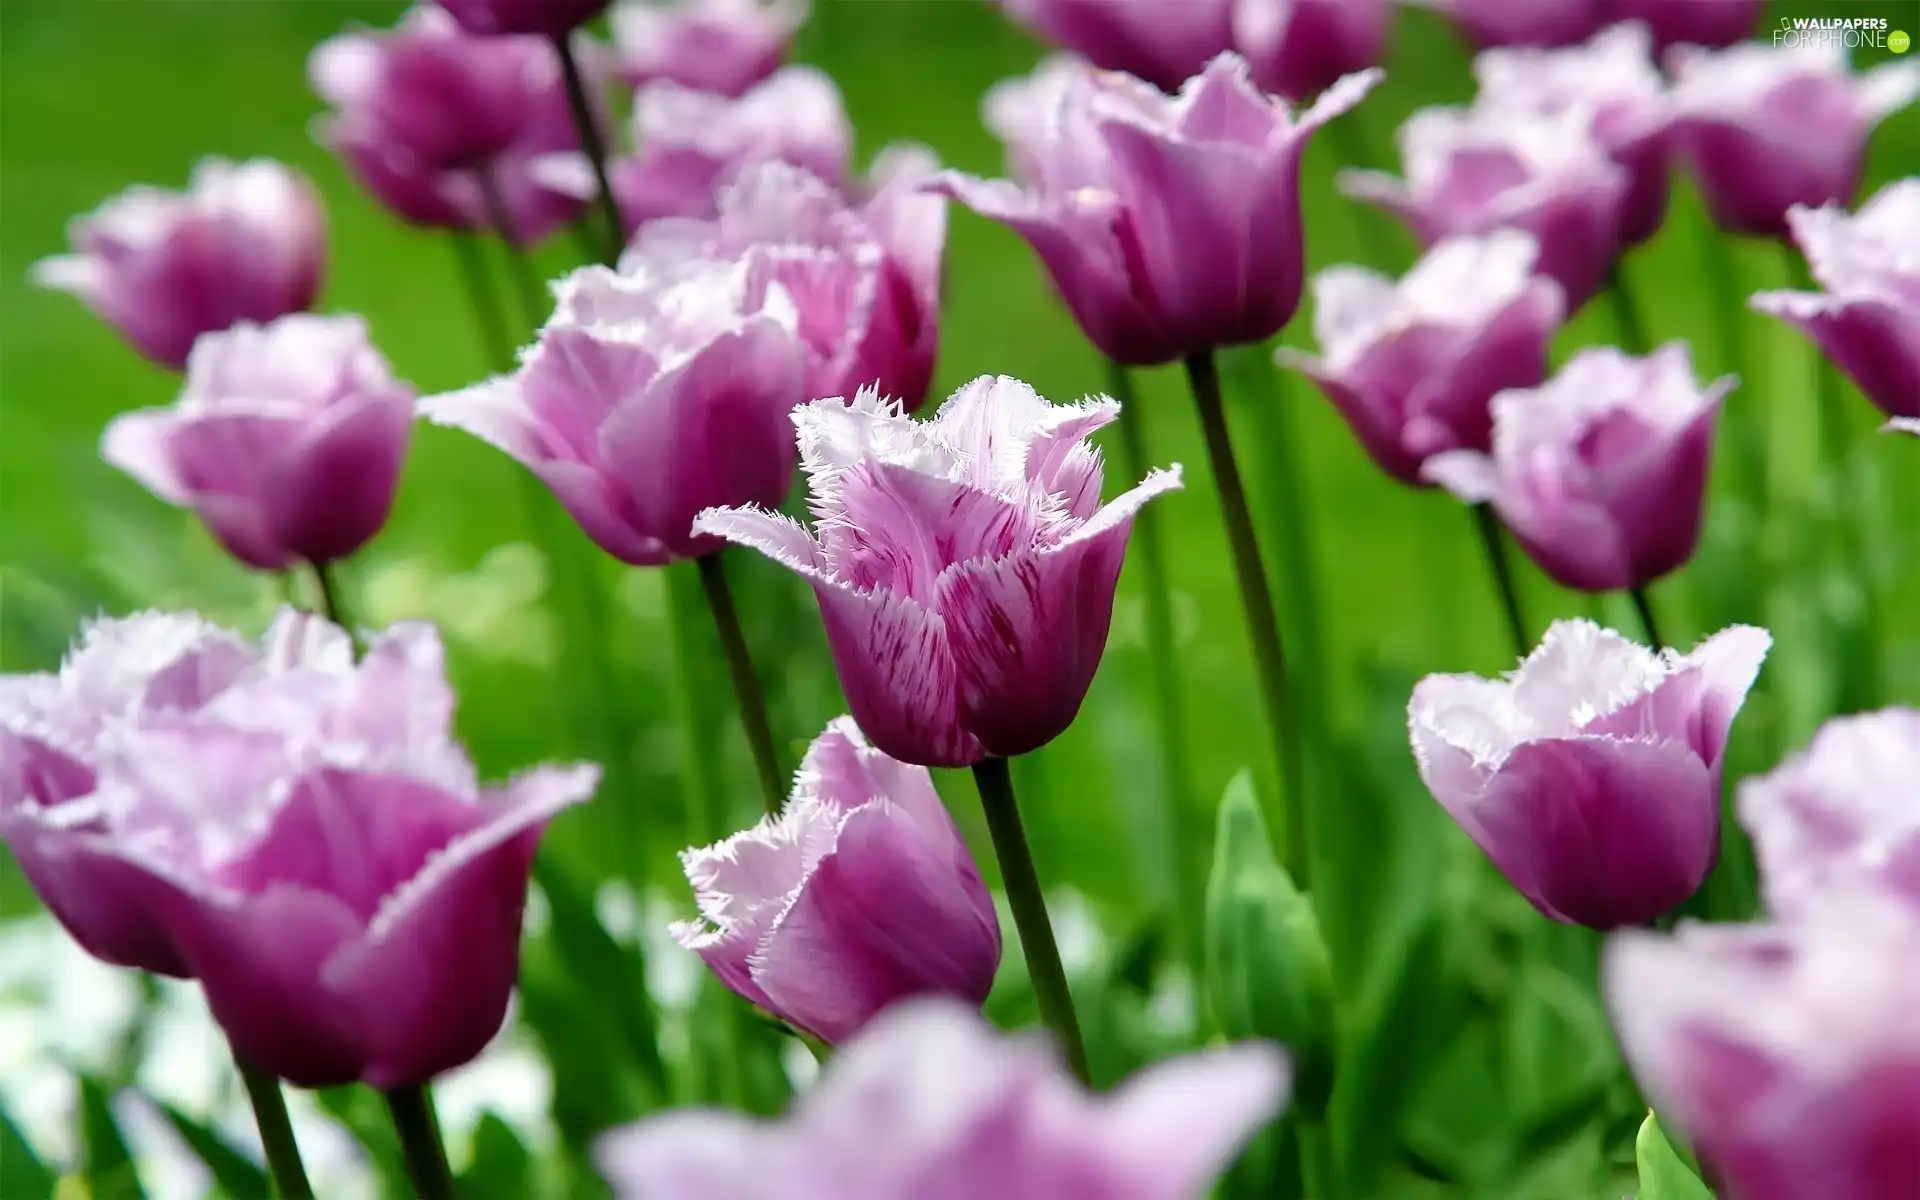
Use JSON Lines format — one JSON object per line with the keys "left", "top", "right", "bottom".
{"left": 434, "top": 0, "right": 609, "bottom": 39}
{"left": 607, "top": 0, "right": 806, "bottom": 96}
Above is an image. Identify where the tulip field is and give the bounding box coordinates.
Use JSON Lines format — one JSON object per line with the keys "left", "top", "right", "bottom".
{"left": 1, "top": 0, "right": 1917, "bottom": 1197}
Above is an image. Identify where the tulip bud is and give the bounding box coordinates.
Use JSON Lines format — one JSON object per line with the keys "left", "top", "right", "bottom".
{"left": 434, "top": 0, "right": 609, "bottom": 39}
{"left": 607, "top": 0, "right": 805, "bottom": 96}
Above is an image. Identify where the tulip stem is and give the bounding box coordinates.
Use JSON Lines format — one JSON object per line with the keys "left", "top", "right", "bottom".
{"left": 478, "top": 171, "right": 552, "bottom": 330}
{"left": 1183, "top": 350, "right": 1308, "bottom": 885}
{"left": 235, "top": 1059, "right": 314, "bottom": 1200}
{"left": 972, "top": 756, "right": 1090, "bottom": 1084}
{"left": 697, "top": 553, "right": 788, "bottom": 816}
{"left": 310, "top": 562, "right": 353, "bottom": 635}
{"left": 554, "top": 32, "right": 625, "bottom": 265}
{"left": 1629, "top": 586, "right": 1665, "bottom": 649}
{"left": 450, "top": 233, "right": 515, "bottom": 368}
{"left": 1298, "top": 1118, "right": 1340, "bottom": 1200}
{"left": 1470, "top": 505, "right": 1529, "bottom": 660}
{"left": 1605, "top": 266, "right": 1652, "bottom": 356}
{"left": 384, "top": 1086, "right": 455, "bottom": 1200}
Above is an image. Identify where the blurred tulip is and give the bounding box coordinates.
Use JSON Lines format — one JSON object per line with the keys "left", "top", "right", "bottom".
{"left": 608, "top": 0, "right": 805, "bottom": 95}
{"left": 596, "top": 994, "right": 1289, "bottom": 1199}
{"left": 1751, "top": 181, "right": 1920, "bottom": 419}
{"left": 33, "top": 159, "right": 324, "bottom": 370}
{"left": 1279, "top": 230, "right": 1565, "bottom": 486}
{"left": 1426, "top": 0, "right": 1608, "bottom": 49}
{"left": 1235, "top": 0, "right": 1392, "bottom": 102}
{"left": 674, "top": 716, "right": 1000, "bottom": 1043}
{"left": 1342, "top": 103, "right": 1626, "bottom": 309}
{"left": 1891, "top": 418, "right": 1920, "bottom": 437}
{"left": 1740, "top": 707, "right": 1920, "bottom": 918}
{"left": 1667, "top": 40, "right": 1920, "bottom": 239}
{"left": 943, "top": 54, "right": 1379, "bottom": 366}
{"left": 1424, "top": 343, "right": 1731, "bottom": 592}
{"left": 1610, "top": 0, "right": 1761, "bottom": 51}
{"left": 1605, "top": 896, "right": 1920, "bottom": 1200}
{"left": 0, "top": 611, "right": 595, "bottom": 1088}
{"left": 1410, "top": 618, "right": 1771, "bottom": 928}
{"left": 102, "top": 315, "right": 413, "bottom": 571}
{"left": 435, "top": 0, "right": 609, "bottom": 39}
{"left": 694, "top": 376, "right": 1182, "bottom": 766}
{"left": 993, "top": 0, "right": 1235, "bottom": 93}
{"left": 1472, "top": 22, "right": 1673, "bottom": 247}
{"left": 419, "top": 259, "right": 805, "bottom": 565}
{"left": 627, "top": 154, "right": 945, "bottom": 411}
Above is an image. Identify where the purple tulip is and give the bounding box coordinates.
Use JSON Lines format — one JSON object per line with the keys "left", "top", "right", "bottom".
{"left": 33, "top": 160, "right": 325, "bottom": 370}
{"left": 596, "top": 995, "right": 1289, "bottom": 1199}
{"left": 625, "top": 154, "right": 946, "bottom": 412}
{"left": 1609, "top": 0, "right": 1761, "bottom": 51}
{"left": 608, "top": 0, "right": 805, "bottom": 96}
{"left": 993, "top": 0, "right": 1235, "bottom": 94}
{"left": 1427, "top": 0, "right": 1608, "bottom": 49}
{"left": 1342, "top": 104, "right": 1627, "bottom": 310}
{"left": 943, "top": 54, "right": 1379, "bottom": 366}
{"left": 1667, "top": 41, "right": 1920, "bottom": 240}
{"left": 694, "top": 377, "right": 1182, "bottom": 767}
{"left": 1751, "top": 181, "right": 1920, "bottom": 419}
{"left": 1740, "top": 708, "right": 1920, "bottom": 919}
{"left": 1278, "top": 230, "right": 1565, "bottom": 486}
{"left": 419, "top": 259, "right": 805, "bottom": 565}
{"left": 1604, "top": 898, "right": 1920, "bottom": 1200}
{"left": 434, "top": 0, "right": 609, "bottom": 39}
{"left": 1235, "top": 0, "right": 1392, "bottom": 102}
{"left": 101, "top": 315, "right": 414, "bottom": 572}
{"left": 674, "top": 716, "right": 1000, "bottom": 1043}
{"left": 0, "top": 610, "right": 595, "bottom": 1087}
{"left": 1410, "top": 619, "right": 1771, "bottom": 929}
{"left": 1472, "top": 22, "right": 1673, "bottom": 247}
{"left": 1423, "top": 343, "right": 1732, "bottom": 592}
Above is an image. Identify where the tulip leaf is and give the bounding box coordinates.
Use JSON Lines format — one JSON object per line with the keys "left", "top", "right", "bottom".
{"left": 457, "top": 1113, "right": 533, "bottom": 1200}
{"left": 151, "top": 1099, "right": 268, "bottom": 1199}
{"left": 532, "top": 858, "right": 667, "bottom": 1097}
{"left": 77, "top": 1076, "right": 145, "bottom": 1200}
{"left": 1636, "top": 1112, "right": 1715, "bottom": 1200}
{"left": 0, "top": 1098, "right": 56, "bottom": 1198}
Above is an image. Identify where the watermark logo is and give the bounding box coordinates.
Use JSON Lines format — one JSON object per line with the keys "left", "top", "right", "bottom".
{"left": 1892, "top": 30, "right": 1912, "bottom": 53}
{"left": 1774, "top": 15, "right": 1897, "bottom": 49}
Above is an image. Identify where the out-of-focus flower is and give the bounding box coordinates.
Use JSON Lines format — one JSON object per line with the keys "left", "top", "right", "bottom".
{"left": 992, "top": 0, "right": 1235, "bottom": 93}
{"left": 1740, "top": 708, "right": 1920, "bottom": 918}
{"left": 1751, "top": 181, "right": 1920, "bottom": 419}
{"left": 1424, "top": 343, "right": 1731, "bottom": 592}
{"left": 944, "top": 54, "right": 1379, "bottom": 366}
{"left": 542, "top": 65, "right": 851, "bottom": 236}
{"left": 33, "top": 160, "right": 325, "bottom": 370}
{"left": 694, "top": 377, "right": 1182, "bottom": 766}
{"left": 1604, "top": 896, "right": 1920, "bottom": 1200}
{"left": 595, "top": 995, "right": 1289, "bottom": 1199}
{"left": 0, "top": 611, "right": 595, "bottom": 1088}
{"left": 1342, "top": 104, "right": 1626, "bottom": 310}
{"left": 1424, "top": 0, "right": 1608, "bottom": 49}
{"left": 101, "top": 315, "right": 414, "bottom": 571}
{"left": 1410, "top": 618, "right": 1771, "bottom": 928}
{"left": 607, "top": 0, "right": 805, "bottom": 95}
{"left": 1667, "top": 40, "right": 1920, "bottom": 239}
{"left": 419, "top": 259, "right": 805, "bottom": 565}
{"left": 1472, "top": 22, "right": 1672, "bottom": 247}
{"left": 1278, "top": 230, "right": 1564, "bottom": 486}
{"left": 1610, "top": 0, "right": 1761, "bottom": 52}
{"left": 626, "top": 154, "right": 946, "bottom": 411}
{"left": 1890, "top": 418, "right": 1920, "bottom": 437}
{"left": 1235, "top": 0, "right": 1392, "bottom": 102}
{"left": 434, "top": 0, "right": 609, "bottom": 39}
{"left": 674, "top": 717, "right": 1000, "bottom": 1043}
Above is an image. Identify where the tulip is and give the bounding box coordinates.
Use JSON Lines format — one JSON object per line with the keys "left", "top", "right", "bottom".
{"left": 1423, "top": 343, "right": 1731, "bottom": 593}
{"left": 1235, "top": 0, "right": 1392, "bottom": 102}
{"left": 418, "top": 258, "right": 805, "bottom": 565}
{"left": 1604, "top": 897, "right": 1920, "bottom": 1200}
{"left": 626, "top": 154, "right": 946, "bottom": 412}
{"left": 1751, "top": 181, "right": 1920, "bottom": 419}
{"left": 1609, "top": 0, "right": 1761, "bottom": 52}
{"left": 1472, "top": 22, "right": 1673, "bottom": 247}
{"left": 607, "top": 0, "right": 805, "bottom": 96}
{"left": 1891, "top": 419, "right": 1920, "bottom": 438}
{"left": 1667, "top": 40, "right": 1920, "bottom": 240}
{"left": 0, "top": 610, "right": 595, "bottom": 1087}
{"left": 32, "top": 159, "right": 325, "bottom": 370}
{"left": 693, "top": 376, "right": 1182, "bottom": 766}
{"left": 435, "top": 0, "right": 609, "bottom": 39}
{"left": 1278, "top": 230, "right": 1565, "bottom": 486}
{"left": 1342, "top": 103, "right": 1626, "bottom": 310}
{"left": 1409, "top": 618, "right": 1772, "bottom": 928}
{"left": 1427, "top": 0, "right": 1608, "bottom": 49}
{"left": 674, "top": 717, "right": 1000, "bottom": 1043}
{"left": 596, "top": 995, "right": 1289, "bottom": 1199}
{"left": 1739, "top": 708, "right": 1920, "bottom": 918}
{"left": 992, "top": 0, "right": 1235, "bottom": 93}
{"left": 942, "top": 54, "right": 1379, "bottom": 366}
{"left": 101, "top": 314, "right": 414, "bottom": 572}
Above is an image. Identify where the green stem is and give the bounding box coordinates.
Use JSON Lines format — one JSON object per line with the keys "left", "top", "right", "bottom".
{"left": 477, "top": 171, "right": 550, "bottom": 329}
{"left": 311, "top": 562, "right": 352, "bottom": 633}
{"left": 554, "top": 32, "right": 625, "bottom": 265}
{"left": 1606, "top": 266, "right": 1652, "bottom": 356}
{"left": 696, "top": 553, "right": 787, "bottom": 816}
{"left": 1470, "top": 504, "right": 1530, "bottom": 661}
{"left": 450, "top": 233, "right": 515, "bottom": 369}
{"left": 236, "top": 1060, "right": 314, "bottom": 1200}
{"left": 1629, "top": 585, "right": 1665, "bottom": 649}
{"left": 1297, "top": 1119, "right": 1340, "bottom": 1200}
{"left": 971, "top": 756, "right": 1090, "bottom": 1084}
{"left": 1183, "top": 351, "right": 1309, "bottom": 885}
{"left": 383, "top": 1086, "right": 455, "bottom": 1200}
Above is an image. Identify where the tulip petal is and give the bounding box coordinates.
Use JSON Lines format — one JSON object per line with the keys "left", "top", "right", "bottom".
{"left": 100, "top": 410, "right": 190, "bottom": 504}
{"left": 812, "top": 583, "right": 980, "bottom": 768}
{"left": 595, "top": 1111, "right": 790, "bottom": 1199}
{"left": 1098, "top": 1043, "right": 1292, "bottom": 1194}
{"left": 1751, "top": 291, "right": 1920, "bottom": 420}
{"left": 269, "top": 393, "right": 413, "bottom": 565}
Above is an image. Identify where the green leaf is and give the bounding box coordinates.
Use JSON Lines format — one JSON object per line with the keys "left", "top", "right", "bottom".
{"left": 77, "top": 1077, "right": 144, "bottom": 1200}
{"left": 0, "top": 1097, "right": 56, "bottom": 1198}
{"left": 152, "top": 1100, "right": 267, "bottom": 1199}
{"left": 456, "top": 1114, "right": 533, "bottom": 1200}
{"left": 1636, "top": 1112, "right": 1715, "bottom": 1200}
{"left": 314, "top": 1086, "right": 407, "bottom": 1198}
{"left": 533, "top": 858, "right": 667, "bottom": 1097}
